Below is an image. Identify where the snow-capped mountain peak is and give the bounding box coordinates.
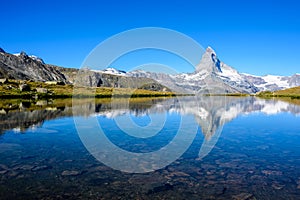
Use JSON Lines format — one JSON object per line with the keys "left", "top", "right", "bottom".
{"left": 241, "top": 73, "right": 300, "bottom": 91}
{"left": 91, "top": 67, "right": 127, "bottom": 76}
{"left": 105, "top": 47, "right": 300, "bottom": 93}
{"left": 128, "top": 47, "right": 259, "bottom": 94}
{"left": 194, "top": 47, "right": 258, "bottom": 93}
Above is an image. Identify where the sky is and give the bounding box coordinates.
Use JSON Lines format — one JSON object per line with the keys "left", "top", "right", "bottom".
{"left": 1, "top": 0, "right": 300, "bottom": 76}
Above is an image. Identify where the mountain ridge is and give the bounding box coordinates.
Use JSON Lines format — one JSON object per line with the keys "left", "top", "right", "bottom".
{"left": 1, "top": 47, "right": 299, "bottom": 94}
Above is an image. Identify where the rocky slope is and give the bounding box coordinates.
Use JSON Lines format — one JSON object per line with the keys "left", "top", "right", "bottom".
{"left": 0, "top": 49, "right": 168, "bottom": 91}
{"left": 0, "top": 51, "right": 68, "bottom": 83}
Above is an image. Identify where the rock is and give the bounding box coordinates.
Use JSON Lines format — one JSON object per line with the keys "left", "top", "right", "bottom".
{"left": 0, "top": 109, "right": 7, "bottom": 114}
{"left": 297, "top": 178, "right": 300, "bottom": 189}
{"left": 0, "top": 164, "right": 9, "bottom": 170}
{"left": 271, "top": 182, "right": 285, "bottom": 190}
{"left": 168, "top": 171, "right": 190, "bottom": 178}
{"left": 232, "top": 193, "right": 256, "bottom": 200}
{"left": 0, "top": 78, "right": 8, "bottom": 84}
{"left": 147, "top": 183, "right": 174, "bottom": 194}
{"left": 18, "top": 165, "right": 35, "bottom": 171}
{"left": 8, "top": 171, "right": 20, "bottom": 177}
{"left": 36, "top": 100, "right": 48, "bottom": 106}
{"left": 45, "top": 81, "right": 58, "bottom": 85}
{"left": 61, "top": 170, "right": 81, "bottom": 176}
{"left": 19, "top": 84, "right": 31, "bottom": 92}
{"left": 31, "top": 165, "right": 51, "bottom": 172}
{"left": 0, "top": 170, "right": 8, "bottom": 174}
{"left": 19, "top": 102, "right": 31, "bottom": 109}
{"left": 5, "top": 85, "right": 13, "bottom": 90}
{"left": 20, "top": 51, "right": 28, "bottom": 57}
{"left": 261, "top": 170, "right": 282, "bottom": 176}
{"left": 36, "top": 88, "right": 48, "bottom": 93}
{"left": 0, "top": 50, "right": 68, "bottom": 83}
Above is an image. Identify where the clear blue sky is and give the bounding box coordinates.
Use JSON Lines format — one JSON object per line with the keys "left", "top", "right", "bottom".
{"left": 1, "top": 0, "right": 300, "bottom": 76}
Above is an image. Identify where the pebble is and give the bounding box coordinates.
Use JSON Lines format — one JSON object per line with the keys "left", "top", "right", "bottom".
{"left": 261, "top": 170, "right": 282, "bottom": 176}
{"left": 271, "top": 182, "right": 285, "bottom": 190}
{"left": 31, "top": 165, "right": 51, "bottom": 172}
{"left": 8, "top": 171, "right": 19, "bottom": 177}
{"left": 61, "top": 170, "right": 81, "bottom": 176}
{"left": 232, "top": 193, "right": 256, "bottom": 200}
{"left": 0, "top": 164, "right": 9, "bottom": 170}
{"left": 18, "top": 165, "right": 35, "bottom": 171}
{"left": 0, "top": 170, "right": 8, "bottom": 175}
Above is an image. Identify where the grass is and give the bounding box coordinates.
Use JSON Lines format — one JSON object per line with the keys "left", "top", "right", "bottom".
{"left": 256, "top": 86, "right": 300, "bottom": 99}
{"left": 0, "top": 79, "right": 178, "bottom": 99}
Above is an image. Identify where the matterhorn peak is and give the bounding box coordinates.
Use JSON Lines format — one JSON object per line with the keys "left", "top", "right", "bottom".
{"left": 196, "top": 46, "right": 221, "bottom": 73}
{"left": 205, "top": 46, "right": 216, "bottom": 54}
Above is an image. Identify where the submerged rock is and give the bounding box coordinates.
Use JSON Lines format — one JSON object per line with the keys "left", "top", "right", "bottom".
{"left": 271, "top": 181, "right": 285, "bottom": 190}
{"left": 61, "top": 170, "right": 81, "bottom": 176}
{"left": 232, "top": 193, "right": 256, "bottom": 200}
{"left": 31, "top": 165, "right": 51, "bottom": 172}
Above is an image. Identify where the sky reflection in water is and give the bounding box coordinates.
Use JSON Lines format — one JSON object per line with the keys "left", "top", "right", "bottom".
{"left": 0, "top": 97, "right": 299, "bottom": 199}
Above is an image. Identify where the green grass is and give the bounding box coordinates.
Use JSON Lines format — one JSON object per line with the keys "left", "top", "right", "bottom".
{"left": 0, "top": 79, "right": 179, "bottom": 99}
{"left": 256, "top": 86, "right": 300, "bottom": 99}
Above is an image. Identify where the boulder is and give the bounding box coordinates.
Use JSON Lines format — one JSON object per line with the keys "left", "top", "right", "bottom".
{"left": 36, "top": 88, "right": 48, "bottom": 93}
{"left": 0, "top": 78, "right": 8, "bottom": 84}
{"left": 19, "top": 84, "right": 31, "bottom": 92}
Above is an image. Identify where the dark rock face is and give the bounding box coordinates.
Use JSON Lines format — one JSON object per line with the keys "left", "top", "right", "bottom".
{"left": 0, "top": 48, "right": 5, "bottom": 53}
{"left": 0, "top": 51, "right": 68, "bottom": 83}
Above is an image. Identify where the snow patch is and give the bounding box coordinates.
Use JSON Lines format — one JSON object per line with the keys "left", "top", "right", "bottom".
{"left": 92, "top": 68, "right": 127, "bottom": 76}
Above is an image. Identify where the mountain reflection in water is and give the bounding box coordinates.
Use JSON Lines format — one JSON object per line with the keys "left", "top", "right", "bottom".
{"left": 1, "top": 97, "right": 300, "bottom": 137}
{"left": 0, "top": 97, "right": 300, "bottom": 199}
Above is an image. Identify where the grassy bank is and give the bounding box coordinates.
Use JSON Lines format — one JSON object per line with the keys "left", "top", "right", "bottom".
{"left": 0, "top": 79, "right": 180, "bottom": 99}
{"left": 256, "top": 86, "right": 300, "bottom": 99}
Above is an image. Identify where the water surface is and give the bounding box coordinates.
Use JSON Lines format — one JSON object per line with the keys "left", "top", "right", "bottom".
{"left": 0, "top": 97, "right": 300, "bottom": 199}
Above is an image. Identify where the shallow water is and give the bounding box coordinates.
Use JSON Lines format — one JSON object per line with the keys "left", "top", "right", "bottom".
{"left": 0, "top": 97, "right": 300, "bottom": 199}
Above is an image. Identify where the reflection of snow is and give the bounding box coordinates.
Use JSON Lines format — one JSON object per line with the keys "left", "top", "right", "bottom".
{"left": 255, "top": 99, "right": 291, "bottom": 115}
{"left": 220, "top": 106, "right": 241, "bottom": 122}
{"left": 261, "top": 101, "right": 289, "bottom": 115}
{"left": 91, "top": 97, "right": 300, "bottom": 122}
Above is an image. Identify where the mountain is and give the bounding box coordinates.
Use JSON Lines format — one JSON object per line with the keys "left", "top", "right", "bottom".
{"left": 241, "top": 73, "right": 300, "bottom": 91}
{"left": 129, "top": 47, "right": 259, "bottom": 94}
{"left": 129, "top": 47, "right": 300, "bottom": 93}
{"left": 0, "top": 49, "right": 169, "bottom": 92}
{"left": 0, "top": 50, "right": 69, "bottom": 83}
{"left": 1, "top": 47, "right": 299, "bottom": 94}
{"left": 92, "top": 68, "right": 127, "bottom": 76}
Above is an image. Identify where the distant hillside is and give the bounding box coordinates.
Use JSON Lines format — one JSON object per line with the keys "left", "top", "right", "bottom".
{"left": 274, "top": 86, "right": 300, "bottom": 96}
{"left": 257, "top": 86, "right": 300, "bottom": 98}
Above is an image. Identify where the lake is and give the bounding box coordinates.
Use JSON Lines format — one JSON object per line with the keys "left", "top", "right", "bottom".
{"left": 0, "top": 96, "right": 300, "bottom": 199}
